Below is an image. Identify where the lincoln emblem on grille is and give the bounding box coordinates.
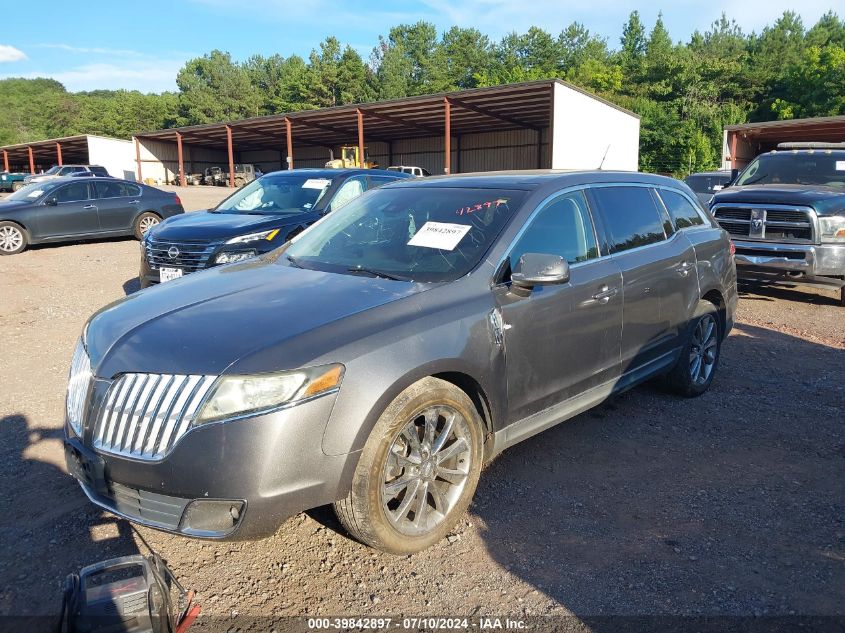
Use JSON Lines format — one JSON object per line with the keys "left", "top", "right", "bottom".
{"left": 167, "top": 246, "right": 180, "bottom": 259}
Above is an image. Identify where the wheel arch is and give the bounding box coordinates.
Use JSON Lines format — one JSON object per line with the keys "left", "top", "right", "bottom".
{"left": 700, "top": 288, "right": 727, "bottom": 340}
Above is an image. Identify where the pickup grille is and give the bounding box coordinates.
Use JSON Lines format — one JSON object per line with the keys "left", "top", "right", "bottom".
{"left": 91, "top": 373, "right": 217, "bottom": 460}
{"left": 144, "top": 237, "right": 219, "bottom": 273}
{"left": 711, "top": 204, "right": 815, "bottom": 243}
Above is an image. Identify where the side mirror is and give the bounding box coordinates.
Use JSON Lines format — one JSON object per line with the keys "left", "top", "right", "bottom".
{"left": 511, "top": 253, "right": 570, "bottom": 288}
{"left": 45, "top": 197, "right": 58, "bottom": 206}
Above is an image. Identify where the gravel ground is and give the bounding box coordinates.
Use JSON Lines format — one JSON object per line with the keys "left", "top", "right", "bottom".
{"left": 0, "top": 188, "right": 843, "bottom": 630}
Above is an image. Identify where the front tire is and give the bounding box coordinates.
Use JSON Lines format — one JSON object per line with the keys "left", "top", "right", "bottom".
{"left": 134, "top": 212, "right": 160, "bottom": 240}
{"left": 334, "top": 377, "right": 484, "bottom": 555}
{"left": 11, "top": 181, "right": 24, "bottom": 192}
{"left": 0, "top": 221, "right": 28, "bottom": 255}
{"left": 665, "top": 300, "right": 721, "bottom": 397}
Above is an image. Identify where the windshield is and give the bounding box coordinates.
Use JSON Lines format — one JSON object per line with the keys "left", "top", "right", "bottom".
{"left": 284, "top": 187, "right": 526, "bottom": 282}
{"left": 5, "top": 180, "right": 61, "bottom": 201}
{"left": 43, "top": 166, "right": 61, "bottom": 175}
{"left": 735, "top": 153, "right": 845, "bottom": 188}
{"left": 214, "top": 173, "right": 335, "bottom": 215}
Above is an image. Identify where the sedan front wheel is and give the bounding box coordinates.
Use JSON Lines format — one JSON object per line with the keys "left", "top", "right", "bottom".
{"left": 0, "top": 222, "right": 28, "bottom": 255}
{"left": 334, "top": 377, "right": 484, "bottom": 554}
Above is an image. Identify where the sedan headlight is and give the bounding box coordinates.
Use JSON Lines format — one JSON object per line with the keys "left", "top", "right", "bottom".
{"left": 819, "top": 215, "right": 845, "bottom": 243}
{"left": 195, "top": 363, "right": 344, "bottom": 424}
{"left": 66, "top": 338, "right": 92, "bottom": 436}
{"left": 225, "top": 229, "right": 280, "bottom": 245}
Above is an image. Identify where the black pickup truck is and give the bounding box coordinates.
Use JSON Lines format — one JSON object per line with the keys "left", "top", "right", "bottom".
{"left": 710, "top": 143, "right": 845, "bottom": 306}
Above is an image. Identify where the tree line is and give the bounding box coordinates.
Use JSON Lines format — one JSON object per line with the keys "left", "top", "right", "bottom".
{"left": 1, "top": 10, "right": 843, "bottom": 176}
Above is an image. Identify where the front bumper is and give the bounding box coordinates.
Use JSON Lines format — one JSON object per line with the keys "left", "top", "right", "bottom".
{"left": 139, "top": 243, "right": 267, "bottom": 289}
{"left": 64, "top": 393, "right": 358, "bottom": 540}
{"left": 733, "top": 240, "right": 845, "bottom": 287}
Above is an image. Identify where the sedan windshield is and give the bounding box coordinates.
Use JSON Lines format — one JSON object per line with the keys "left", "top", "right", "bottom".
{"left": 214, "top": 173, "right": 335, "bottom": 215}
{"left": 284, "top": 187, "right": 526, "bottom": 282}
{"left": 5, "top": 180, "right": 61, "bottom": 201}
{"left": 43, "top": 166, "right": 62, "bottom": 175}
{"left": 735, "top": 153, "right": 845, "bottom": 188}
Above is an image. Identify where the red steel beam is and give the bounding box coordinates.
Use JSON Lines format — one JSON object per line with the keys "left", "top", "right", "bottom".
{"left": 444, "top": 98, "right": 451, "bottom": 175}
{"left": 28, "top": 146, "right": 35, "bottom": 174}
{"left": 3, "top": 150, "right": 8, "bottom": 172}
{"left": 285, "top": 117, "right": 293, "bottom": 170}
{"left": 56, "top": 142, "right": 63, "bottom": 166}
{"left": 135, "top": 138, "right": 143, "bottom": 182}
{"left": 357, "top": 109, "right": 365, "bottom": 168}
{"left": 226, "top": 125, "right": 235, "bottom": 187}
{"left": 176, "top": 132, "right": 186, "bottom": 186}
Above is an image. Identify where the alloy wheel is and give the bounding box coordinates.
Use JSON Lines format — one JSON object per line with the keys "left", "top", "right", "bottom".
{"left": 381, "top": 405, "right": 473, "bottom": 536}
{"left": 139, "top": 216, "right": 159, "bottom": 234}
{"left": 689, "top": 314, "right": 718, "bottom": 386}
{"left": 0, "top": 226, "right": 23, "bottom": 253}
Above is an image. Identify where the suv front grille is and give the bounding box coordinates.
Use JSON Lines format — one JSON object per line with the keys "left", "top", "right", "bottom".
{"left": 712, "top": 204, "right": 815, "bottom": 243}
{"left": 145, "top": 238, "right": 219, "bottom": 273}
{"left": 91, "top": 373, "right": 217, "bottom": 460}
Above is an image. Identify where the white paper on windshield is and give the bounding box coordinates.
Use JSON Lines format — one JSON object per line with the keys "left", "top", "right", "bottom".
{"left": 836, "top": 161, "right": 845, "bottom": 171}
{"left": 408, "top": 222, "right": 472, "bottom": 250}
{"left": 27, "top": 189, "right": 43, "bottom": 198}
{"left": 302, "top": 178, "right": 331, "bottom": 189}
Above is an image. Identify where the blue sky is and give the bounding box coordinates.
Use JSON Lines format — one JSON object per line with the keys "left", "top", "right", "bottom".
{"left": 0, "top": 0, "right": 838, "bottom": 93}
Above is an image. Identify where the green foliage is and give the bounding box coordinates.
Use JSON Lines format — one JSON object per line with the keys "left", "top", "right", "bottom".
{"left": 1, "top": 10, "right": 844, "bottom": 178}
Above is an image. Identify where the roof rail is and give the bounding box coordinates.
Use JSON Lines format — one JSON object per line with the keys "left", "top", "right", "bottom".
{"left": 776, "top": 142, "right": 845, "bottom": 150}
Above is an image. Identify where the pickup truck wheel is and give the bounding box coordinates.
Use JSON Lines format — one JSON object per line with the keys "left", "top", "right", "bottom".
{"left": 11, "top": 181, "right": 24, "bottom": 192}
{"left": 133, "top": 212, "right": 160, "bottom": 240}
{"left": 0, "top": 221, "right": 28, "bottom": 255}
{"left": 334, "top": 377, "right": 483, "bottom": 554}
{"left": 665, "top": 300, "right": 721, "bottom": 397}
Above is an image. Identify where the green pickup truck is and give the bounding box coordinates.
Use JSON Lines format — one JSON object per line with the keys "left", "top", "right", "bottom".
{"left": 0, "top": 171, "right": 27, "bottom": 192}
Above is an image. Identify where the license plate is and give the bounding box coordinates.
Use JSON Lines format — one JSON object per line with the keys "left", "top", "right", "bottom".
{"left": 159, "top": 267, "right": 183, "bottom": 282}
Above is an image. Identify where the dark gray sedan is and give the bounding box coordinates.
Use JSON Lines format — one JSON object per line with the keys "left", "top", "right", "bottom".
{"left": 64, "top": 171, "right": 737, "bottom": 554}
{"left": 0, "top": 177, "right": 183, "bottom": 255}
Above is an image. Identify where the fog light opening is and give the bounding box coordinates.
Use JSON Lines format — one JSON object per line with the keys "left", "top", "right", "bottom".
{"left": 179, "top": 499, "right": 245, "bottom": 537}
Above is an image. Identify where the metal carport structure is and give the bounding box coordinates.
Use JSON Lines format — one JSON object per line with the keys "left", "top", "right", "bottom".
{"left": 133, "top": 79, "right": 640, "bottom": 187}
{"left": 0, "top": 134, "right": 137, "bottom": 179}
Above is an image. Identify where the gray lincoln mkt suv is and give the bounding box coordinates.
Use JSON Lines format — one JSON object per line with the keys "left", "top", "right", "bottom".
{"left": 64, "top": 171, "right": 737, "bottom": 554}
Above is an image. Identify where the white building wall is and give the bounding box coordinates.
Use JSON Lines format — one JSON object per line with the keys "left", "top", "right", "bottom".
{"left": 552, "top": 82, "right": 640, "bottom": 171}
{"left": 85, "top": 136, "right": 136, "bottom": 180}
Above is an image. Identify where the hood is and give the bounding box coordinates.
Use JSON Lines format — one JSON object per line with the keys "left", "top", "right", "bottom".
{"left": 86, "top": 255, "right": 425, "bottom": 378}
{"left": 712, "top": 185, "right": 845, "bottom": 216}
{"left": 151, "top": 210, "right": 313, "bottom": 241}
{"left": 0, "top": 200, "right": 31, "bottom": 211}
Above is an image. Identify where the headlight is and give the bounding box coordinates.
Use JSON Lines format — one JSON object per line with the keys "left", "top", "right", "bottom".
{"left": 215, "top": 250, "right": 256, "bottom": 264}
{"left": 66, "top": 338, "right": 92, "bottom": 436}
{"left": 225, "top": 229, "right": 280, "bottom": 245}
{"left": 819, "top": 215, "right": 845, "bottom": 243}
{"left": 195, "top": 363, "right": 344, "bottom": 424}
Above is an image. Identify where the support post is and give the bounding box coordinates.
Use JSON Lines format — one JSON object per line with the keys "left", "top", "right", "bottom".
{"left": 285, "top": 117, "right": 293, "bottom": 170}
{"left": 3, "top": 150, "right": 8, "bottom": 173}
{"left": 729, "top": 132, "right": 737, "bottom": 171}
{"left": 135, "top": 138, "right": 143, "bottom": 182}
{"left": 56, "top": 142, "right": 63, "bottom": 166}
{"left": 226, "top": 125, "right": 235, "bottom": 187}
{"left": 357, "top": 109, "right": 365, "bottom": 168}
{"left": 176, "top": 132, "right": 186, "bottom": 187}
{"left": 28, "top": 146, "right": 35, "bottom": 174}
{"left": 444, "top": 98, "right": 451, "bottom": 175}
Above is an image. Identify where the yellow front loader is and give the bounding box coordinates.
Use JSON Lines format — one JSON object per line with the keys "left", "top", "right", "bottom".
{"left": 325, "top": 146, "right": 378, "bottom": 169}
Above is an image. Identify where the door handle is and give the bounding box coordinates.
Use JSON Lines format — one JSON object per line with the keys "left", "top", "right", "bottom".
{"left": 592, "top": 285, "right": 618, "bottom": 303}
{"left": 128, "top": 200, "right": 140, "bottom": 204}
{"left": 676, "top": 261, "right": 694, "bottom": 276}
{"left": 82, "top": 204, "right": 96, "bottom": 210}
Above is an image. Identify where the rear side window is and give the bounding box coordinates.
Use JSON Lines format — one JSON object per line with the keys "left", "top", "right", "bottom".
{"left": 591, "top": 186, "right": 666, "bottom": 253}
{"left": 89, "top": 166, "right": 109, "bottom": 176}
{"left": 659, "top": 189, "right": 705, "bottom": 229}
{"left": 96, "top": 181, "right": 141, "bottom": 199}
{"left": 508, "top": 190, "right": 599, "bottom": 270}
{"left": 54, "top": 182, "right": 90, "bottom": 203}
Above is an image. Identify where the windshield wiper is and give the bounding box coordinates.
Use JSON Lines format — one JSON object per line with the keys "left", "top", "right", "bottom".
{"left": 346, "top": 266, "right": 411, "bottom": 281}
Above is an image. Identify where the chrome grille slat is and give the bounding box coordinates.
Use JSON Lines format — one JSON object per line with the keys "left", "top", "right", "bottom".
{"left": 92, "top": 373, "right": 214, "bottom": 460}
{"left": 145, "top": 237, "right": 220, "bottom": 273}
{"left": 712, "top": 204, "right": 816, "bottom": 243}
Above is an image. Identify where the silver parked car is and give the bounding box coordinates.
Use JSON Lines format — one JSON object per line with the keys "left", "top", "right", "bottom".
{"left": 64, "top": 171, "right": 737, "bottom": 554}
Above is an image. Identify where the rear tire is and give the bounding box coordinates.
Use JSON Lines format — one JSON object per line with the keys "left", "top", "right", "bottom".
{"left": 11, "top": 181, "right": 24, "bottom": 192}
{"left": 334, "top": 377, "right": 484, "bottom": 555}
{"left": 665, "top": 300, "right": 721, "bottom": 397}
{"left": 133, "top": 212, "right": 161, "bottom": 240}
{"left": 0, "top": 221, "right": 28, "bottom": 255}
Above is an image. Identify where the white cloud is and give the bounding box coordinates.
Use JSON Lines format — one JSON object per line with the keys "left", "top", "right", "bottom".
{"left": 0, "top": 58, "right": 184, "bottom": 93}
{"left": 0, "top": 44, "right": 26, "bottom": 63}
